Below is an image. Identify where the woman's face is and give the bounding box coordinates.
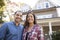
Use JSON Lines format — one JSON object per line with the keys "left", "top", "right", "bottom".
{"left": 27, "top": 13, "right": 34, "bottom": 24}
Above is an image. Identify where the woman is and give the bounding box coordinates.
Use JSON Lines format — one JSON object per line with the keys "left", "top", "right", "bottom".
{"left": 22, "top": 11, "right": 44, "bottom": 40}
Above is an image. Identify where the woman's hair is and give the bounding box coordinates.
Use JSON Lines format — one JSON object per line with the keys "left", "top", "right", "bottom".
{"left": 24, "top": 10, "right": 37, "bottom": 28}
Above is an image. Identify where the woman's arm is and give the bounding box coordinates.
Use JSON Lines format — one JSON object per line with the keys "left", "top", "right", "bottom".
{"left": 37, "top": 26, "right": 44, "bottom": 40}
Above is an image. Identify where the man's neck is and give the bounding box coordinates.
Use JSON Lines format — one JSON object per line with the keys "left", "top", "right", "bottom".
{"left": 16, "top": 23, "right": 19, "bottom": 26}
{"left": 14, "top": 21, "right": 20, "bottom": 26}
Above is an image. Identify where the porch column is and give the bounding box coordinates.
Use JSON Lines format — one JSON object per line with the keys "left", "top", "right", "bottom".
{"left": 48, "top": 22, "right": 52, "bottom": 40}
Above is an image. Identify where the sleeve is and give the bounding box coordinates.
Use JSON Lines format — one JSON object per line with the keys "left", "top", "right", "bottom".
{"left": 0, "top": 23, "right": 7, "bottom": 40}
{"left": 37, "top": 26, "right": 44, "bottom": 40}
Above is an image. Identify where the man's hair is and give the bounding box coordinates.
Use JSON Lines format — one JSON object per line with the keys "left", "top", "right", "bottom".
{"left": 14, "top": 11, "right": 22, "bottom": 14}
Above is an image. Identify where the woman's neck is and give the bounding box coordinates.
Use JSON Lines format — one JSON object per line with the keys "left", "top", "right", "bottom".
{"left": 27, "top": 23, "right": 34, "bottom": 32}
{"left": 29, "top": 23, "right": 34, "bottom": 27}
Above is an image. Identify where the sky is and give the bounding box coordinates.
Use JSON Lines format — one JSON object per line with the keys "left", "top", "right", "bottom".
{"left": 49, "top": 0, "right": 60, "bottom": 6}
{"left": 10, "top": 0, "right": 39, "bottom": 8}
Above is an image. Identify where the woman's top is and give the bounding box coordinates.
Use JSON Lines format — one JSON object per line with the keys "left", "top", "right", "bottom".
{"left": 22, "top": 24, "right": 44, "bottom": 40}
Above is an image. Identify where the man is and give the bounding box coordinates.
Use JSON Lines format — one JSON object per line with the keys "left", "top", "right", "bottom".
{"left": 0, "top": 11, "right": 24, "bottom": 40}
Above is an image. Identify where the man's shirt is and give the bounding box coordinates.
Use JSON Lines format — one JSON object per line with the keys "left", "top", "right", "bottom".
{"left": 0, "top": 22, "right": 24, "bottom": 40}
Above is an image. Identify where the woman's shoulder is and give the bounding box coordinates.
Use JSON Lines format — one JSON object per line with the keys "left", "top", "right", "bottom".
{"left": 34, "top": 24, "right": 41, "bottom": 27}
{"left": 34, "top": 24, "right": 42, "bottom": 30}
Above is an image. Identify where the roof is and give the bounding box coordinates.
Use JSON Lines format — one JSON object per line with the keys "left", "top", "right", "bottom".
{"left": 23, "top": 6, "right": 56, "bottom": 14}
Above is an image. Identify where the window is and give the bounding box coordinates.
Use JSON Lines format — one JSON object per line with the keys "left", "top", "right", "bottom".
{"left": 36, "top": 4, "right": 41, "bottom": 9}
{"left": 36, "top": 14, "right": 53, "bottom": 19}
{"left": 46, "top": 2, "right": 49, "bottom": 8}
{"left": 44, "top": 2, "right": 50, "bottom": 8}
{"left": 35, "top": 3, "right": 43, "bottom": 9}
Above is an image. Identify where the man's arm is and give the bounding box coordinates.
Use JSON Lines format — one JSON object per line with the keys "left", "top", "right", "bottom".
{"left": 0, "top": 23, "right": 7, "bottom": 40}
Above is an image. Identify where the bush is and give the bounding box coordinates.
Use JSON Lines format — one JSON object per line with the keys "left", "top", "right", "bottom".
{"left": 52, "top": 31, "right": 60, "bottom": 40}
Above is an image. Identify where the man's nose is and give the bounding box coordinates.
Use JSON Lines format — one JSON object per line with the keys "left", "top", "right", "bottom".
{"left": 18, "top": 16, "right": 21, "bottom": 18}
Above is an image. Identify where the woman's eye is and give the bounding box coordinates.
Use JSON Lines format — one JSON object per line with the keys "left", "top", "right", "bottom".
{"left": 16, "top": 14, "right": 19, "bottom": 16}
{"left": 31, "top": 16, "right": 32, "bottom": 17}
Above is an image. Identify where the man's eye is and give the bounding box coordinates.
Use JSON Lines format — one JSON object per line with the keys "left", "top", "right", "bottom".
{"left": 20, "top": 15, "right": 22, "bottom": 17}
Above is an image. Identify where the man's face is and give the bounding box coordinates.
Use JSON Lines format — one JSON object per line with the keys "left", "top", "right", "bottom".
{"left": 14, "top": 12, "right": 22, "bottom": 23}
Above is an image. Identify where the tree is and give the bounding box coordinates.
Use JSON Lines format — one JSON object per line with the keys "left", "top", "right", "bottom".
{"left": 0, "top": 0, "right": 5, "bottom": 23}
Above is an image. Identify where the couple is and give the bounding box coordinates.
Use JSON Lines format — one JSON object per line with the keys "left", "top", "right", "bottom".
{"left": 0, "top": 10, "right": 44, "bottom": 40}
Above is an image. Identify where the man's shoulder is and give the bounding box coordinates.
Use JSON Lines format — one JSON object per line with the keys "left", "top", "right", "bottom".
{"left": 6, "top": 21, "right": 13, "bottom": 24}
{"left": 1, "top": 22, "right": 10, "bottom": 28}
{"left": 20, "top": 24, "right": 24, "bottom": 28}
{"left": 3, "top": 21, "right": 11, "bottom": 23}
{"left": 3, "top": 21, "right": 13, "bottom": 25}
{"left": 2, "top": 22, "right": 8, "bottom": 25}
